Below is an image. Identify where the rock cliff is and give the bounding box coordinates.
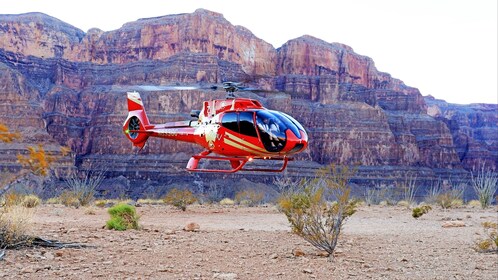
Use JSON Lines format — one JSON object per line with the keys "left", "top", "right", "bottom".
{"left": 425, "top": 96, "right": 498, "bottom": 170}
{"left": 0, "top": 9, "right": 495, "bottom": 197}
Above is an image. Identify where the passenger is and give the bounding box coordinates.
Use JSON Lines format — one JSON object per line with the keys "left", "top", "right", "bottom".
{"left": 257, "top": 117, "right": 278, "bottom": 141}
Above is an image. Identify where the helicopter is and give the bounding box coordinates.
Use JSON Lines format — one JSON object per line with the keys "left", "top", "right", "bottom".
{"left": 122, "top": 82, "right": 308, "bottom": 173}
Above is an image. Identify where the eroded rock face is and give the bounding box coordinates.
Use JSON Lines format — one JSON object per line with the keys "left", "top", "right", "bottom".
{"left": 425, "top": 96, "right": 498, "bottom": 170}
{"left": 0, "top": 9, "right": 495, "bottom": 194}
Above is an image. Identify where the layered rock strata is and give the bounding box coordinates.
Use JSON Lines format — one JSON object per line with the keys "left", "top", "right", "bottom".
{"left": 0, "top": 9, "right": 495, "bottom": 198}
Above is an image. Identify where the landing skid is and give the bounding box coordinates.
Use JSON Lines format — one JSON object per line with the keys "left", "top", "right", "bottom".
{"left": 186, "top": 152, "right": 292, "bottom": 173}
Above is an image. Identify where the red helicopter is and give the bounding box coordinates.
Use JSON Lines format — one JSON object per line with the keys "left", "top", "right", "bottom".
{"left": 122, "top": 82, "right": 308, "bottom": 173}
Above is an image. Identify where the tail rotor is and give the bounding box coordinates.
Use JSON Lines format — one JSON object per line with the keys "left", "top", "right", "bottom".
{"left": 123, "top": 91, "right": 150, "bottom": 149}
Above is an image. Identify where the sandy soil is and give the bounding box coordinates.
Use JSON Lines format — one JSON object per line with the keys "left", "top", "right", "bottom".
{"left": 1, "top": 204, "right": 497, "bottom": 279}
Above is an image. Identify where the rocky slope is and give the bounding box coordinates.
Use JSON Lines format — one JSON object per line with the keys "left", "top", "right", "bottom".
{"left": 0, "top": 9, "right": 495, "bottom": 198}
{"left": 425, "top": 96, "right": 498, "bottom": 170}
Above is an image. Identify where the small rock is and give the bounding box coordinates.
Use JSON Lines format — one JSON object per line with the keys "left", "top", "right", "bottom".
{"left": 269, "top": 253, "right": 278, "bottom": 259}
{"left": 184, "top": 222, "right": 200, "bottom": 232}
{"left": 292, "top": 248, "right": 305, "bottom": 257}
{"left": 442, "top": 221, "right": 465, "bottom": 228}
{"left": 55, "top": 251, "right": 64, "bottom": 257}
{"left": 213, "top": 272, "right": 238, "bottom": 280}
{"left": 303, "top": 268, "right": 313, "bottom": 274}
{"left": 317, "top": 251, "right": 330, "bottom": 257}
{"left": 44, "top": 252, "right": 55, "bottom": 260}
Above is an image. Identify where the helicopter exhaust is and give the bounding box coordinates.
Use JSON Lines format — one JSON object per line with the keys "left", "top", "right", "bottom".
{"left": 123, "top": 91, "right": 151, "bottom": 149}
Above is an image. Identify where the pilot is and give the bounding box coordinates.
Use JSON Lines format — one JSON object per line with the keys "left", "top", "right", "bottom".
{"left": 258, "top": 117, "right": 279, "bottom": 142}
{"left": 269, "top": 119, "right": 280, "bottom": 135}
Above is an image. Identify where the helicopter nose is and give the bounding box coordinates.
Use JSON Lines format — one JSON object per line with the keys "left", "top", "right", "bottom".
{"left": 284, "top": 129, "right": 308, "bottom": 154}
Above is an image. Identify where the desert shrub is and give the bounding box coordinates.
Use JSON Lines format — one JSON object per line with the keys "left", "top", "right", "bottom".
{"left": 136, "top": 198, "right": 164, "bottom": 205}
{"left": 2, "top": 191, "right": 24, "bottom": 208}
{"left": 203, "top": 182, "right": 226, "bottom": 203}
{"left": 64, "top": 169, "right": 105, "bottom": 207}
{"left": 424, "top": 180, "right": 442, "bottom": 205}
{"left": 436, "top": 192, "right": 464, "bottom": 209}
{"left": 163, "top": 188, "right": 197, "bottom": 211}
{"left": 467, "top": 200, "right": 482, "bottom": 208}
{"left": 278, "top": 164, "right": 358, "bottom": 257}
{"left": 106, "top": 203, "right": 140, "bottom": 231}
{"left": 235, "top": 190, "right": 264, "bottom": 207}
{"left": 471, "top": 166, "right": 498, "bottom": 209}
{"left": 274, "top": 173, "right": 300, "bottom": 193}
{"left": 94, "top": 199, "right": 108, "bottom": 208}
{"left": 364, "top": 187, "right": 381, "bottom": 206}
{"left": 474, "top": 221, "right": 498, "bottom": 253}
{"left": 0, "top": 123, "right": 20, "bottom": 143}
{"left": 58, "top": 190, "right": 81, "bottom": 208}
{"left": 450, "top": 199, "right": 464, "bottom": 208}
{"left": 219, "top": 198, "right": 235, "bottom": 206}
{"left": 397, "top": 200, "right": 411, "bottom": 208}
{"left": 84, "top": 207, "right": 97, "bottom": 215}
{"left": 1, "top": 123, "right": 63, "bottom": 198}
{"left": 412, "top": 205, "right": 432, "bottom": 218}
{"left": 44, "top": 197, "right": 60, "bottom": 204}
{"left": 0, "top": 206, "right": 34, "bottom": 248}
{"left": 365, "top": 184, "right": 397, "bottom": 206}
{"left": 433, "top": 181, "right": 465, "bottom": 209}
{"left": 16, "top": 144, "right": 55, "bottom": 177}
{"left": 398, "top": 173, "right": 418, "bottom": 205}
{"left": 21, "top": 194, "right": 41, "bottom": 208}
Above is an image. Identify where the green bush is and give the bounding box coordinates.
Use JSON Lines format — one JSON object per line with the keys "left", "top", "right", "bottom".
{"left": 163, "top": 188, "right": 197, "bottom": 211}
{"left": 412, "top": 205, "right": 432, "bottom": 218}
{"left": 106, "top": 203, "right": 140, "bottom": 231}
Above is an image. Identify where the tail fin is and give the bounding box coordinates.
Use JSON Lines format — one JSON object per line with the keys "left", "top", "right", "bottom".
{"left": 123, "top": 91, "right": 150, "bottom": 149}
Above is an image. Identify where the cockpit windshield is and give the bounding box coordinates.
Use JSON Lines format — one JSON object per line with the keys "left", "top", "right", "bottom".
{"left": 256, "top": 110, "right": 302, "bottom": 152}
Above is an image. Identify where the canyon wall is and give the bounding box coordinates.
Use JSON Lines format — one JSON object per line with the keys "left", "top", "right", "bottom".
{"left": 0, "top": 9, "right": 495, "bottom": 197}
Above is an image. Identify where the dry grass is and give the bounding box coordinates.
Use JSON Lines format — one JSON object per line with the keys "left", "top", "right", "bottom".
{"left": 0, "top": 206, "right": 34, "bottom": 248}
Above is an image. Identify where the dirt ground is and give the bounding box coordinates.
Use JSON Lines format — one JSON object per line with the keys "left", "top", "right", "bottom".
{"left": 1, "top": 203, "right": 497, "bottom": 279}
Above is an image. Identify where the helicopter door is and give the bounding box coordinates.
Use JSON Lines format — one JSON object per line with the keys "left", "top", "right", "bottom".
{"left": 221, "top": 112, "right": 258, "bottom": 137}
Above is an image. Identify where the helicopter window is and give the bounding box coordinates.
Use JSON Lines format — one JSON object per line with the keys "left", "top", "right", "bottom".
{"left": 221, "top": 112, "right": 238, "bottom": 132}
{"left": 238, "top": 112, "right": 257, "bottom": 137}
{"left": 256, "top": 111, "right": 287, "bottom": 152}
{"left": 280, "top": 112, "right": 305, "bottom": 133}
{"left": 270, "top": 111, "right": 302, "bottom": 139}
{"left": 221, "top": 112, "right": 257, "bottom": 138}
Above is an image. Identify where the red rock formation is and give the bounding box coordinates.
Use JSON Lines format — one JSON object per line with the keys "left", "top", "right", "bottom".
{"left": 0, "top": 9, "right": 494, "bottom": 195}
{"left": 426, "top": 96, "right": 498, "bottom": 170}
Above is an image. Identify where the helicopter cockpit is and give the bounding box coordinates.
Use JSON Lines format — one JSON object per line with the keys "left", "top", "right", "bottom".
{"left": 220, "top": 110, "right": 304, "bottom": 153}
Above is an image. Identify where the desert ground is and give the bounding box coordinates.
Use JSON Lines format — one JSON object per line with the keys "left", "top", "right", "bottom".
{"left": 1, "top": 203, "right": 497, "bottom": 280}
